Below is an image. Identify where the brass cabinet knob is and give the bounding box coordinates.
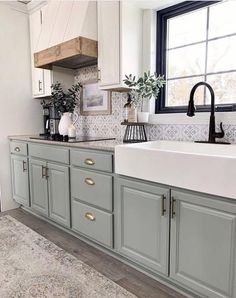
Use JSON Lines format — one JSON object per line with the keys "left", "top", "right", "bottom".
{"left": 85, "top": 212, "right": 96, "bottom": 221}
{"left": 84, "top": 177, "right": 95, "bottom": 186}
{"left": 84, "top": 158, "right": 95, "bottom": 166}
{"left": 14, "top": 147, "right": 20, "bottom": 152}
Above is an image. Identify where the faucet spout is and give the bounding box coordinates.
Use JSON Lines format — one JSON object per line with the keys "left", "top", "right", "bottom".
{"left": 187, "top": 82, "right": 226, "bottom": 144}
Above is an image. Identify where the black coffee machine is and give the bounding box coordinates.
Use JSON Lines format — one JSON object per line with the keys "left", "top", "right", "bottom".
{"left": 41, "top": 102, "right": 60, "bottom": 137}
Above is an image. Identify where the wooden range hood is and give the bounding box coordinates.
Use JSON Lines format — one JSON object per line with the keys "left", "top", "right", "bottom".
{"left": 34, "top": 37, "right": 98, "bottom": 70}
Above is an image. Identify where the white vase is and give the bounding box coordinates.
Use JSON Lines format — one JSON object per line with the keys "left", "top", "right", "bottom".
{"left": 137, "top": 111, "right": 149, "bottom": 123}
{"left": 58, "top": 112, "right": 72, "bottom": 136}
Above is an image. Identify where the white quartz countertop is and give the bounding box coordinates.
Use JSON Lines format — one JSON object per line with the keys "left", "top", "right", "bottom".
{"left": 9, "top": 135, "right": 124, "bottom": 152}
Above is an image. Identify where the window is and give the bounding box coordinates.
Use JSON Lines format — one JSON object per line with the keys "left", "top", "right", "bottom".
{"left": 156, "top": 1, "right": 236, "bottom": 113}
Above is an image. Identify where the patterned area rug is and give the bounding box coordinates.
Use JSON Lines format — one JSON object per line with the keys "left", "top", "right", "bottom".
{"left": 0, "top": 216, "right": 136, "bottom": 298}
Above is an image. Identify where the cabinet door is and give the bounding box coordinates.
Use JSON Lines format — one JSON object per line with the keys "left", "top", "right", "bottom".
{"left": 170, "top": 190, "right": 236, "bottom": 298}
{"left": 97, "top": 1, "right": 120, "bottom": 87}
{"left": 29, "top": 9, "right": 44, "bottom": 96}
{"left": 11, "top": 155, "right": 30, "bottom": 206}
{"left": 29, "top": 159, "right": 48, "bottom": 216}
{"left": 29, "top": 6, "right": 51, "bottom": 97}
{"left": 32, "top": 68, "right": 45, "bottom": 96}
{"left": 37, "top": 2, "right": 60, "bottom": 52}
{"left": 115, "top": 177, "right": 170, "bottom": 275}
{"left": 47, "top": 163, "right": 70, "bottom": 228}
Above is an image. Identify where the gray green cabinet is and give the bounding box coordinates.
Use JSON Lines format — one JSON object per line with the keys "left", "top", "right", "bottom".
{"left": 115, "top": 177, "right": 170, "bottom": 275}
{"left": 71, "top": 167, "right": 113, "bottom": 211}
{"left": 71, "top": 200, "right": 113, "bottom": 248}
{"left": 10, "top": 155, "right": 30, "bottom": 206}
{"left": 29, "top": 159, "right": 48, "bottom": 216}
{"left": 29, "top": 158, "right": 70, "bottom": 227}
{"left": 170, "top": 190, "right": 236, "bottom": 298}
{"left": 48, "top": 163, "right": 70, "bottom": 227}
{"left": 71, "top": 148, "right": 114, "bottom": 247}
{"left": 115, "top": 178, "right": 236, "bottom": 298}
{"left": 10, "top": 140, "right": 236, "bottom": 298}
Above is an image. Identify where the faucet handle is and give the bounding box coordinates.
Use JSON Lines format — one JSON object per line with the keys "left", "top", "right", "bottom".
{"left": 220, "top": 122, "right": 224, "bottom": 136}
{"left": 214, "top": 122, "right": 225, "bottom": 139}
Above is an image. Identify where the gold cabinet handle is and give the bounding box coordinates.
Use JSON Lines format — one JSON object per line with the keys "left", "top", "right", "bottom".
{"left": 171, "top": 197, "right": 176, "bottom": 219}
{"left": 84, "top": 177, "right": 95, "bottom": 186}
{"left": 161, "top": 195, "right": 166, "bottom": 216}
{"left": 14, "top": 147, "right": 20, "bottom": 152}
{"left": 22, "top": 160, "right": 27, "bottom": 172}
{"left": 85, "top": 212, "right": 96, "bottom": 221}
{"left": 42, "top": 166, "right": 47, "bottom": 179}
{"left": 84, "top": 158, "right": 95, "bottom": 166}
{"left": 45, "top": 167, "right": 49, "bottom": 179}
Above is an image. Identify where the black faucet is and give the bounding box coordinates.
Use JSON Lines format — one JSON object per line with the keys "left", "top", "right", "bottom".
{"left": 187, "top": 81, "right": 228, "bottom": 144}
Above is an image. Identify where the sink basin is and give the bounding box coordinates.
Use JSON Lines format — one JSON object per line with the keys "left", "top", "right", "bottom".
{"left": 115, "top": 140, "right": 236, "bottom": 199}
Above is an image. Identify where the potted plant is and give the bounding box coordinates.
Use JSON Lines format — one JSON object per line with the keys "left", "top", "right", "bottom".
{"left": 51, "top": 82, "right": 82, "bottom": 136}
{"left": 123, "top": 71, "right": 165, "bottom": 122}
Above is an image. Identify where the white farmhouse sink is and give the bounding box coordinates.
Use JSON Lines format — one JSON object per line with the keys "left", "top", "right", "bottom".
{"left": 115, "top": 140, "right": 236, "bottom": 199}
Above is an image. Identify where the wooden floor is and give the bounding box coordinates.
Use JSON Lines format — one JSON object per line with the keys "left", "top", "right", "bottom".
{"left": 0, "top": 208, "right": 186, "bottom": 298}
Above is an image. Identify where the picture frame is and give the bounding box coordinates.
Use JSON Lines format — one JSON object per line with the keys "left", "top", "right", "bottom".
{"left": 80, "top": 80, "right": 112, "bottom": 116}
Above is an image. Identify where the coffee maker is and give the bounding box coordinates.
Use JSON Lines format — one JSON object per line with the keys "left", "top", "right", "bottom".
{"left": 49, "top": 105, "right": 60, "bottom": 136}
{"left": 41, "top": 102, "right": 60, "bottom": 137}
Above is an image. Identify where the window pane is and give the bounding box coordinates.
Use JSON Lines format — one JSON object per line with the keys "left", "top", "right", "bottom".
{"left": 167, "top": 8, "right": 207, "bottom": 48}
{"left": 207, "top": 36, "right": 236, "bottom": 73}
{"left": 167, "top": 44, "right": 205, "bottom": 78}
{"left": 206, "top": 72, "right": 236, "bottom": 104}
{"left": 166, "top": 77, "right": 204, "bottom": 106}
{"left": 208, "top": 1, "right": 236, "bottom": 39}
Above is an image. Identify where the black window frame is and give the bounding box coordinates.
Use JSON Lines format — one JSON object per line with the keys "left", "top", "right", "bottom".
{"left": 155, "top": 0, "right": 236, "bottom": 114}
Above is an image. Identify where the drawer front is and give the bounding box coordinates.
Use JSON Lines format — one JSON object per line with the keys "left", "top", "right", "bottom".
{"left": 71, "top": 150, "right": 113, "bottom": 172}
{"left": 72, "top": 200, "right": 113, "bottom": 248}
{"left": 28, "top": 143, "right": 69, "bottom": 164}
{"left": 71, "top": 168, "right": 113, "bottom": 211}
{"left": 10, "top": 141, "right": 27, "bottom": 156}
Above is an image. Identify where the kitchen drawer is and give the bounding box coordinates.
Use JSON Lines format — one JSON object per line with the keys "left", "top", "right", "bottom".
{"left": 72, "top": 200, "right": 113, "bottom": 248}
{"left": 28, "top": 143, "right": 69, "bottom": 164}
{"left": 71, "top": 168, "right": 113, "bottom": 211}
{"left": 70, "top": 149, "right": 113, "bottom": 173}
{"left": 10, "top": 141, "right": 27, "bottom": 156}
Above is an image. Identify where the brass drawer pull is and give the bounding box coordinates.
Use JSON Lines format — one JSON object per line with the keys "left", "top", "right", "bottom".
{"left": 84, "top": 158, "right": 95, "bottom": 166}
{"left": 85, "top": 212, "right": 96, "bottom": 221}
{"left": 14, "top": 147, "right": 20, "bottom": 152}
{"left": 84, "top": 177, "right": 95, "bottom": 186}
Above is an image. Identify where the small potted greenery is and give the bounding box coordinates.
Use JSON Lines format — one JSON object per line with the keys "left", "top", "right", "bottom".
{"left": 51, "top": 82, "right": 82, "bottom": 136}
{"left": 123, "top": 71, "right": 165, "bottom": 122}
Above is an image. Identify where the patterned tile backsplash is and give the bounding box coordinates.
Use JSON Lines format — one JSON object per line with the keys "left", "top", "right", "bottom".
{"left": 74, "top": 66, "right": 236, "bottom": 143}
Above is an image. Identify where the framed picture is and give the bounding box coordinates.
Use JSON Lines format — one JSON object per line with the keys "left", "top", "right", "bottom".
{"left": 80, "top": 80, "right": 111, "bottom": 116}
